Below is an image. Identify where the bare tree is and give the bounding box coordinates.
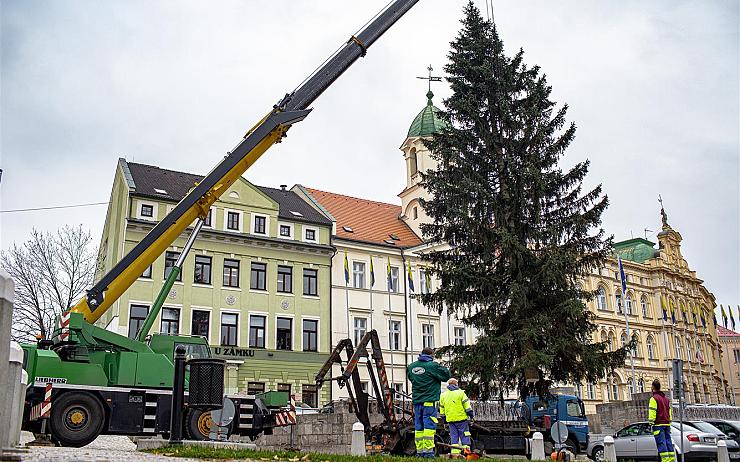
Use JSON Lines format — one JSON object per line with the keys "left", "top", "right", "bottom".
{"left": 1, "top": 225, "right": 97, "bottom": 342}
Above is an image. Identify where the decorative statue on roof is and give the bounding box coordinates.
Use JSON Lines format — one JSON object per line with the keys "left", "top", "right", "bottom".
{"left": 659, "top": 195, "right": 670, "bottom": 229}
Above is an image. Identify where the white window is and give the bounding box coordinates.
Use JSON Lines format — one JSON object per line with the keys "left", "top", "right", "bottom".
{"left": 251, "top": 214, "right": 267, "bottom": 235}
{"left": 202, "top": 208, "right": 214, "bottom": 228}
{"left": 625, "top": 293, "right": 633, "bottom": 315}
{"left": 647, "top": 336, "right": 656, "bottom": 359}
{"left": 389, "top": 320, "right": 401, "bottom": 351}
{"left": 224, "top": 209, "right": 243, "bottom": 232}
{"left": 278, "top": 222, "right": 293, "bottom": 239}
{"left": 422, "top": 323, "right": 434, "bottom": 349}
{"left": 354, "top": 317, "right": 367, "bottom": 346}
{"left": 587, "top": 382, "right": 595, "bottom": 400}
{"left": 686, "top": 338, "right": 693, "bottom": 363}
{"left": 638, "top": 378, "right": 645, "bottom": 393}
{"left": 453, "top": 326, "right": 466, "bottom": 346}
{"left": 140, "top": 203, "right": 154, "bottom": 218}
{"left": 674, "top": 336, "right": 682, "bottom": 360}
{"left": 138, "top": 201, "right": 157, "bottom": 221}
{"left": 608, "top": 378, "right": 619, "bottom": 401}
{"left": 389, "top": 266, "right": 400, "bottom": 293}
{"left": 392, "top": 383, "right": 404, "bottom": 397}
{"left": 615, "top": 292, "right": 623, "bottom": 314}
{"left": 353, "top": 262, "right": 366, "bottom": 289}
{"left": 641, "top": 296, "right": 649, "bottom": 317}
{"left": 596, "top": 287, "right": 608, "bottom": 311}
{"left": 304, "top": 226, "right": 318, "bottom": 242}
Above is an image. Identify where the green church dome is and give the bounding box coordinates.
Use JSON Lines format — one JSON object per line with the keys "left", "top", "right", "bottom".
{"left": 407, "top": 90, "right": 447, "bottom": 137}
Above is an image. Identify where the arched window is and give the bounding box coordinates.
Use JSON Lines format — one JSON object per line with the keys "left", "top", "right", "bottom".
{"left": 686, "top": 338, "right": 693, "bottom": 363}
{"left": 596, "top": 287, "right": 608, "bottom": 311}
{"left": 638, "top": 378, "right": 645, "bottom": 393}
{"left": 674, "top": 336, "right": 683, "bottom": 360}
{"left": 631, "top": 333, "right": 642, "bottom": 357}
{"left": 609, "top": 332, "right": 616, "bottom": 352}
{"left": 608, "top": 376, "right": 620, "bottom": 401}
{"left": 625, "top": 293, "right": 633, "bottom": 315}
{"left": 646, "top": 335, "right": 656, "bottom": 359}
{"left": 615, "top": 290, "right": 623, "bottom": 314}
{"left": 641, "top": 295, "right": 649, "bottom": 317}
{"left": 409, "top": 148, "right": 418, "bottom": 176}
{"left": 627, "top": 378, "right": 634, "bottom": 397}
{"left": 620, "top": 332, "right": 628, "bottom": 348}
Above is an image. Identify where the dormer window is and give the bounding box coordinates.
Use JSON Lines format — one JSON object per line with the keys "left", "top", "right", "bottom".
{"left": 289, "top": 211, "right": 303, "bottom": 217}
{"left": 343, "top": 226, "right": 354, "bottom": 233}
{"left": 154, "top": 188, "right": 168, "bottom": 195}
{"left": 389, "top": 233, "right": 400, "bottom": 241}
{"left": 384, "top": 239, "right": 396, "bottom": 245}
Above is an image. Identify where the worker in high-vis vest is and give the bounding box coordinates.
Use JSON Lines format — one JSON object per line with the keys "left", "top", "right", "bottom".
{"left": 648, "top": 379, "right": 675, "bottom": 462}
{"left": 440, "top": 378, "right": 474, "bottom": 458}
{"left": 407, "top": 347, "right": 451, "bottom": 458}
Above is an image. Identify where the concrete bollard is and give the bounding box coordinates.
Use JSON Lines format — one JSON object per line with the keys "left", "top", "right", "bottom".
{"left": 13, "top": 370, "right": 28, "bottom": 448}
{"left": 6, "top": 343, "right": 24, "bottom": 449}
{"left": 0, "top": 271, "right": 15, "bottom": 453}
{"left": 718, "top": 440, "right": 729, "bottom": 462}
{"left": 603, "top": 436, "right": 617, "bottom": 462}
{"left": 530, "top": 432, "right": 545, "bottom": 460}
{"left": 350, "top": 421, "right": 365, "bottom": 456}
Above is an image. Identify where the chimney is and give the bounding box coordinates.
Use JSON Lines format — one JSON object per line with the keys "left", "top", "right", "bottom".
{"left": 280, "top": 184, "right": 287, "bottom": 191}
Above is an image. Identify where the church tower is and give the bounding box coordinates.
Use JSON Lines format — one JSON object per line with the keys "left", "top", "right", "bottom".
{"left": 398, "top": 89, "right": 447, "bottom": 237}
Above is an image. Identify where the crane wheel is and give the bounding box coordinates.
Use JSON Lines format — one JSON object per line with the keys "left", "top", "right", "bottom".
{"left": 185, "top": 409, "right": 212, "bottom": 440}
{"left": 48, "top": 392, "right": 105, "bottom": 447}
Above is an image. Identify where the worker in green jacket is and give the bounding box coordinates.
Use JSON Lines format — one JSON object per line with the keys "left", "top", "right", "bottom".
{"left": 407, "top": 347, "right": 451, "bottom": 458}
{"left": 440, "top": 378, "right": 474, "bottom": 458}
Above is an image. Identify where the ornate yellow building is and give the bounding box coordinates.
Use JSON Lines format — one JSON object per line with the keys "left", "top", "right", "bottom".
{"left": 576, "top": 209, "right": 723, "bottom": 413}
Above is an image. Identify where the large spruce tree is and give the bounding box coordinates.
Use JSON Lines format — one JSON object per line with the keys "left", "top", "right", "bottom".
{"left": 419, "top": 2, "right": 626, "bottom": 400}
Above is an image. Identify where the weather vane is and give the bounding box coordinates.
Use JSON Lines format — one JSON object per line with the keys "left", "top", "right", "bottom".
{"left": 416, "top": 65, "right": 442, "bottom": 92}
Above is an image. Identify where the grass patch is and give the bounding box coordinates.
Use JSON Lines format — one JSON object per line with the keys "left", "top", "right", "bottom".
{"left": 146, "top": 446, "right": 504, "bottom": 461}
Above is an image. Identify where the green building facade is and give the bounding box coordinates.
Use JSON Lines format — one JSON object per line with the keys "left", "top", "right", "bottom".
{"left": 97, "top": 158, "right": 334, "bottom": 406}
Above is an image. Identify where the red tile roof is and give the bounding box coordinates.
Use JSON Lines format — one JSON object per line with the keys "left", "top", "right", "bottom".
{"left": 304, "top": 188, "right": 422, "bottom": 248}
{"left": 717, "top": 326, "right": 740, "bottom": 337}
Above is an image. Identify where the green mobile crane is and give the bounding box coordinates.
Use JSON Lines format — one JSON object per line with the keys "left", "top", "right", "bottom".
{"left": 21, "top": 0, "right": 420, "bottom": 447}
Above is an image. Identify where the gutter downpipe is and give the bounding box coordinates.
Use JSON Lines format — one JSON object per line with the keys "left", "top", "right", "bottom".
{"left": 402, "top": 248, "right": 410, "bottom": 392}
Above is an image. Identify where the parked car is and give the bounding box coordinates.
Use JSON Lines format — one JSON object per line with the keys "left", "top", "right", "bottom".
{"left": 680, "top": 421, "right": 740, "bottom": 458}
{"left": 705, "top": 419, "right": 740, "bottom": 445}
{"left": 587, "top": 421, "right": 723, "bottom": 461}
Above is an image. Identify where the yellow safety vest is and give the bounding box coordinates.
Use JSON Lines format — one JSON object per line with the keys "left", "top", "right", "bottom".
{"left": 440, "top": 389, "right": 472, "bottom": 423}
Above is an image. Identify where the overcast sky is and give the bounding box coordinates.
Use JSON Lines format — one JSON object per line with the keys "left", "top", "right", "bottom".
{"left": 2, "top": 1, "right": 738, "bottom": 312}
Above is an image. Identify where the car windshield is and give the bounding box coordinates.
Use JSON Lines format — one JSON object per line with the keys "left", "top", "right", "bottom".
{"left": 691, "top": 422, "right": 724, "bottom": 434}
{"left": 730, "top": 421, "right": 740, "bottom": 429}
